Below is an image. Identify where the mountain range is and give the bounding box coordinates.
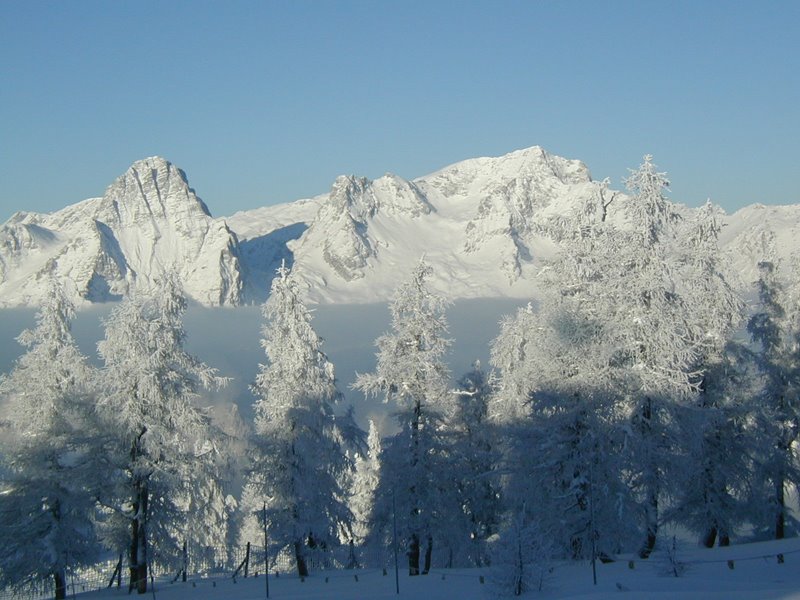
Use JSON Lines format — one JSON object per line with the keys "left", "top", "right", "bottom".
{"left": 0, "top": 147, "right": 795, "bottom": 308}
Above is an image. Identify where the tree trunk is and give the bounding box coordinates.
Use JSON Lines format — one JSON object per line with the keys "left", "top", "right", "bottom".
{"left": 638, "top": 398, "right": 658, "bottom": 559}
{"left": 50, "top": 498, "right": 67, "bottom": 599}
{"left": 775, "top": 476, "right": 785, "bottom": 540}
{"left": 128, "top": 429, "right": 149, "bottom": 594}
{"left": 408, "top": 399, "right": 422, "bottom": 576}
{"left": 422, "top": 535, "right": 432, "bottom": 574}
{"left": 718, "top": 531, "right": 730, "bottom": 547}
{"left": 129, "top": 504, "right": 139, "bottom": 592}
{"left": 408, "top": 533, "right": 420, "bottom": 576}
{"left": 54, "top": 570, "right": 67, "bottom": 600}
{"left": 701, "top": 527, "right": 717, "bottom": 549}
{"left": 294, "top": 541, "right": 309, "bottom": 577}
{"left": 129, "top": 481, "right": 149, "bottom": 594}
{"left": 639, "top": 487, "right": 658, "bottom": 558}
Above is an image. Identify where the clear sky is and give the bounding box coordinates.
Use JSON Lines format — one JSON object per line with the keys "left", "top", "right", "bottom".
{"left": 1, "top": 0, "right": 797, "bottom": 222}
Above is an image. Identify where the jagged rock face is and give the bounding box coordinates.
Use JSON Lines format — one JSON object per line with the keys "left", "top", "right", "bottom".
{"left": 2, "top": 147, "right": 796, "bottom": 308}
{"left": 317, "top": 176, "right": 378, "bottom": 281}
{"left": 416, "top": 146, "right": 597, "bottom": 283}
{"left": 288, "top": 173, "right": 434, "bottom": 283}
{"left": 459, "top": 148, "right": 592, "bottom": 249}
{"left": 0, "top": 157, "right": 244, "bottom": 307}
{"left": 263, "top": 147, "right": 600, "bottom": 303}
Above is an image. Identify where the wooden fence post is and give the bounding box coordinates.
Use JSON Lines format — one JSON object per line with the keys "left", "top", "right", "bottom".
{"left": 245, "top": 542, "right": 251, "bottom": 577}
{"left": 182, "top": 541, "right": 188, "bottom": 582}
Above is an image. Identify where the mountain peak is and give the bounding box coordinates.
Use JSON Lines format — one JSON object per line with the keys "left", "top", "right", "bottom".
{"left": 1, "top": 147, "right": 793, "bottom": 309}
{"left": 105, "top": 157, "right": 211, "bottom": 223}
{"left": 0, "top": 157, "right": 244, "bottom": 308}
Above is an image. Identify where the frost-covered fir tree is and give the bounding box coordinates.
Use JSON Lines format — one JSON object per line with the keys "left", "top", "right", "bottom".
{"left": 490, "top": 296, "right": 637, "bottom": 560}
{"left": 492, "top": 158, "right": 709, "bottom": 559}
{"left": 175, "top": 436, "right": 236, "bottom": 563}
{"left": 666, "top": 201, "right": 750, "bottom": 547}
{"left": 615, "top": 156, "right": 700, "bottom": 557}
{"left": 447, "top": 361, "right": 501, "bottom": 566}
{"left": 239, "top": 262, "right": 352, "bottom": 577}
{"left": 356, "top": 259, "right": 453, "bottom": 575}
{"left": 349, "top": 420, "right": 381, "bottom": 548}
{"left": 97, "top": 273, "right": 226, "bottom": 594}
{"left": 490, "top": 510, "right": 554, "bottom": 597}
{"left": 665, "top": 343, "right": 760, "bottom": 547}
{"left": 747, "top": 261, "right": 800, "bottom": 540}
{"left": 0, "top": 281, "right": 102, "bottom": 600}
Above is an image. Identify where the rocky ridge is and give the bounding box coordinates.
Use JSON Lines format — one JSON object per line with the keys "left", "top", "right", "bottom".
{"left": 0, "top": 148, "right": 794, "bottom": 308}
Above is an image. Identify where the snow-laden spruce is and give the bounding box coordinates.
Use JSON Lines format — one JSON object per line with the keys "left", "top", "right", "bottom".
{"left": 490, "top": 155, "right": 748, "bottom": 559}
{"left": 445, "top": 361, "right": 501, "bottom": 567}
{"left": 0, "top": 280, "right": 103, "bottom": 600}
{"left": 490, "top": 290, "right": 638, "bottom": 560}
{"left": 664, "top": 200, "right": 751, "bottom": 547}
{"left": 349, "top": 419, "right": 381, "bottom": 548}
{"left": 747, "top": 260, "right": 800, "bottom": 540}
{"left": 489, "top": 510, "right": 555, "bottom": 597}
{"left": 355, "top": 259, "right": 455, "bottom": 575}
{"left": 97, "top": 273, "right": 228, "bottom": 594}
{"left": 238, "top": 262, "right": 354, "bottom": 578}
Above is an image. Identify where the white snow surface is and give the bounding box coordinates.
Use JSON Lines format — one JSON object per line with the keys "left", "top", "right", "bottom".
{"left": 0, "top": 147, "right": 794, "bottom": 308}
{"left": 71, "top": 537, "right": 800, "bottom": 600}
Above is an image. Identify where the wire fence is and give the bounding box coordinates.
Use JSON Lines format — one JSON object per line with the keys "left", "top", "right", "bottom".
{"left": 7, "top": 540, "right": 798, "bottom": 600}
{"left": 0, "top": 541, "right": 388, "bottom": 600}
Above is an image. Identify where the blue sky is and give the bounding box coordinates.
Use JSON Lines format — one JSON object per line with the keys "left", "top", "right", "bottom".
{"left": 1, "top": 0, "right": 797, "bottom": 222}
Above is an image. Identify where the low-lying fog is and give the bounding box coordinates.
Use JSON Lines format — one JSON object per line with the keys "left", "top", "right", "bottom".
{"left": 0, "top": 298, "right": 526, "bottom": 431}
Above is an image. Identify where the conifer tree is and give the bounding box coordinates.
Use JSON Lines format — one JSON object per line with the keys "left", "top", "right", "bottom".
{"left": 98, "top": 273, "right": 226, "bottom": 594}
{"left": 615, "top": 156, "right": 700, "bottom": 557}
{"left": 491, "top": 297, "right": 637, "bottom": 560}
{"left": 747, "top": 261, "right": 800, "bottom": 540}
{"left": 0, "top": 281, "right": 101, "bottom": 599}
{"left": 447, "top": 362, "right": 501, "bottom": 566}
{"left": 239, "top": 262, "right": 352, "bottom": 577}
{"left": 356, "top": 259, "right": 452, "bottom": 575}
{"left": 666, "top": 201, "right": 748, "bottom": 547}
{"left": 492, "top": 158, "right": 706, "bottom": 558}
{"left": 349, "top": 420, "right": 381, "bottom": 548}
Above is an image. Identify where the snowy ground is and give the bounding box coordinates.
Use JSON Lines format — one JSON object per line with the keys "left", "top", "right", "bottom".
{"left": 71, "top": 538, "right": 800, "bottom": 600}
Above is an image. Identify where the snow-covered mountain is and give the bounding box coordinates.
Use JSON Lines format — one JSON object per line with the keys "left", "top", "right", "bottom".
{"left": 0, "top": 157, "right": 243, "bottom": 307}
{"left": 0, "top": 148, "right": 795, "bottom": 308}
{"left": 228, "top": 146, "right": 599, "bottom": 304}
{"left": 718, "top": 203, "right": 800, "bottom": 289}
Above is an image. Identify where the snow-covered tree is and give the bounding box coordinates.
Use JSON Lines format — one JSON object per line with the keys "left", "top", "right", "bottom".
{"left": 491, "top": 297, "right": 637, "bottom": 560}
{"left": 613, "top": 156, "right": 701, "bottom": 557}
{"left": 489, "top": 510, "right": 554, "bottom": 597}
{"left": 97, "top": 273, "right": 226, "bottom": 594}
{"left": 666, "top": 343, "right": 760, "bottom": 547}
{"left": 0, "top": 281, "right": 102, "bottom": 599}
{"left": 492, "top": 157, "right": 713, "bottom": 558}
{"left": 747, "top": 261, "right": 800, "bottom": 540}
{"left": 356, "top": 259, "right": 453, "bottom": 575}
{"left": 665, "top": 201, "right": 749, "bottom": 547}
{"left": 349, "top": 420, "right": 381, "bottom": 547}
{"left": 446, "top": 361, "right": 501, "bottom": 566}
{"left": 239, "top": 262, "right": 352, "bottom": 577}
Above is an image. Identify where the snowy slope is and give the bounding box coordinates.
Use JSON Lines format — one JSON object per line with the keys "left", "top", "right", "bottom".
{"left": 719, "top": 203, "right": 800, "bottom": 289}
{"left": 231, "top": 146, "right": 599, "bottom": 304}
{"left": 229, "top": 147, "right": 799, "bottom": 304}
{"left": 1, "top": 147, "right": 795, "bottom": 308}
{"left": 50, "top": 537, "right": 800, "bottom": 600}
{"left": 0, "top": 157, "right": 244, "bottom": 307}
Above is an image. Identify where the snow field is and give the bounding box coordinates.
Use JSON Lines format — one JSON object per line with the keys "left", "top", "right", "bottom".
{"left": 73, "top": 538, "right": 800, "bottom": 600}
